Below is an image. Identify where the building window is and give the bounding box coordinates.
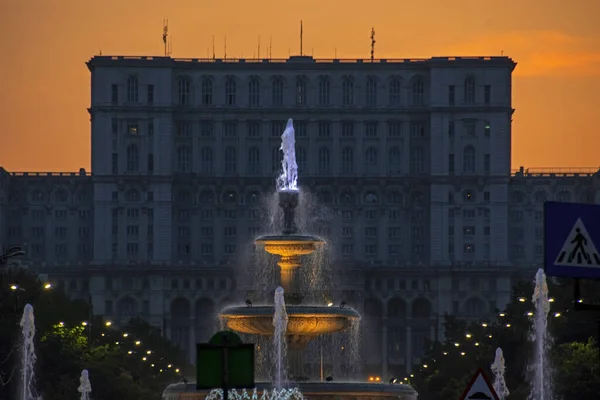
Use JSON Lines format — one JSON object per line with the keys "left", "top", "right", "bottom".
{"left": 147, "top": 153, "right": 154, "bottom": 172}
{"left": 449, "top": 121, "right": 455, "bottom": 137}
{"left": 199, "top": 120, "right": 214, "bottom": 137}
{"left": 411, "top": 77, "right": 424, "bottom": 105}
{"left": 410, "top": 146, "right": 424, "bottom": 174}
{"left": 389, "top": 77, "right": 402, "bottom": 105}
{"left": 388, "top": 121, "right": 402, "bottom": 137}
{"left": 365, "top": 147, "right": 378, "bottom": 172}
{"left": 464, "top": 76, "right": 475, "bottom": 104}
{"left": 176, "top": 146, "right": 191, "bottom": 172}
{"left": 318, "top": 76, "right": 330, "bottom": 106}
{"left": 224, "top": 146, "right": 237, "bottom": 174}
{"left": 247, "top": 147, "right": 261, "bottom": 174}
{"left": 248, "top": 76, "right": 260, "bottom": 106}
{"left": 126, "top": 144, "right": 139, "bottom": 172}
{"left": 225, "top": 76, "right": 236, "bottom": 105}
{"left": 175, "top": 121, "right": 190, "bottom": 137}
{"left": 484, "top": 154, "right": 490, "bottom": 174}
{"left": 295, "top": 120, "right": 306, "bottom": 137}
{"left": 272, "top": 76, "right": 283, "bottom": 105}
{"left": 295, "top": 76, "right": 307, "bottom": 105}
{"left": 271, "top": 120, "right": 285, "bottom": 137}
{"left": 318, "top": 121, "right": 331, "bottom": 138}
{"left": 388, "top": 147, "right": 401, "bottom": 174}
{"left": 342, "top": 76, "right": 353, "bottom": 106}
{"left": 448, "top": 154, "right": 455, "bottom": 173}
{"left": 341, "top": 121, "right": 354, "bottom": 137}
{"left": 297, "top": 147, "right": 307, "bottom": 174}
{"left": 111, "top": 153, "right": 118, "bottom": 173}
{"left": 178, "top": 77, "right": 191, "bottom": 105}
{"left": 223, "top": 121, "right": 237, "bottom": 137}
{"left": 365, "top": 121, "right": 378, "bottom": 137}
{"left": 484, "top": 121, "right": 491, "bottom": 137}
{"left": 200, "top": 147, "right": 213, "bottom": 174}
{"left": 247, "top": 121, "right": 260, "bottom": 137}
{"left": 201, "top": 77, "right": 213, "bottom": 105}
{"left": 318, "top": 147, "right": 331, "bottom": 174}
{"left": 341, "top": 147, "right": 354, "bottom": 174}
{"left": 365, "top": 77, "right": 377, "bottom": 106}
{"left": 126, "top": 76, "right": 138, "bottom": 102}
{"left": 484, "top": 85, "right": 491, "bottom": 105}
{"left": 271, "top": 146, "right": 282, "bottom": 173}
{"left": 448, "top": 84, "right": 455, "bottom": 105}
{"left": 111, "top": 84, "right": 118, "bottom": 104}
{"left": 463, "top": 146, "right": 476, "bottom": 173}
{"left": 147, "top": 85, "right": 154, "bottom": 104}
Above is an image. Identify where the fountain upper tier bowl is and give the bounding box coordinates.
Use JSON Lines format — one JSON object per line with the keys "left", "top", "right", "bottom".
{"left": 221, "top": 305, "right": 359, "bottom": 338}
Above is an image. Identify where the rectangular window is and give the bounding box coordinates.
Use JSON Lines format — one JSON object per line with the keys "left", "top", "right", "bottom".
{"left": 365, "top": 121, "right": 378, "bottom": 137}
{"left": 111, "top": 84, "right": 118, "bottom": 104}
{"left": 247, "top": 121, "right": 260, "bottom": 137}
{"left": 448, "top": 85, "right": 455, "bottom": 105}
{"left": 111, "top": 153, "right": 118, "bottom": 174}
{"left": 341, "top": 121, "right": 354, "bottom": 137}
{"left": 147, "top": 120, "right": 154, "bottom": 136}
{"left": 318, "top": 121, "right": 331, "bottom": 138}
{"left": 484, "top": 154, "right": 490, "bottom": 174}
{"left": 147, "top": 154, "right": 154, "bottom": 172}
{"left": 147, "top": 85, "right": 154, "bottom": 104}
{"left": 387, "top": 121, "right": 402, "bottom": 137}
{"left": 448, "top": 154, "right": 455, "bottom": 174}
{"left": 448, "top": 121, "right": 455, "bottom": 137}
{"left": 484, "top": 85, "right": 491, "bottom": 105}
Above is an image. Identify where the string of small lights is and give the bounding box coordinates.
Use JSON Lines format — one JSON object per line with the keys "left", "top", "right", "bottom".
{"left": 7, "top": 282, "right": 182, "bottom": 375}
{"left": 407, "top": 295, "right": 578, "bottom": 385}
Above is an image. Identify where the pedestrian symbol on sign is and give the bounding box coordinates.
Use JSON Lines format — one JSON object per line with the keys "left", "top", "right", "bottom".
{"left": 554, "top": 218, "right": 600, "bottom": 267}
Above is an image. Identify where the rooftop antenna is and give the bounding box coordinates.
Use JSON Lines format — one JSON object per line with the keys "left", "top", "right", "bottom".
{"left": 258, "top": 36, "right": 261, "bottom": 59}
{"left": 212, "top": 35, "right": 215, "bottom": 59}
{"left": 162, "top": 18, "right": 169, "bottom": 56}
{"left": 224, "top": 35, "right": 227, "bottom": 60}
{"left": 300, "top": 20, "right": 303, "bottom": 56}
{"left": 99, "top": 50, "right": 103, "bottom": 56}
{"left": 370, "top": 27, "right": 376, "bottom": 62}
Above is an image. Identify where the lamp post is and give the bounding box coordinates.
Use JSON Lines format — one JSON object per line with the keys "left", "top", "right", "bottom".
{"left": 0, "top": 246, "right": 26, "bottom": 296}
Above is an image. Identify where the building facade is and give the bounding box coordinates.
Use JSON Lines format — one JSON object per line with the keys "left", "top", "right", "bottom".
{"left": 1, "top": 54, "right": 599, "bottom": 378}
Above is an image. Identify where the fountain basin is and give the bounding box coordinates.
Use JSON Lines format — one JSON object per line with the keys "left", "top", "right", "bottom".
{"left": 221, "top": 306, "right": 359, "bottom": 342}
{"left": 163, "top": 381, "right": 418, "bottom": 400}
{"left": 255, "top": 235, "right": 324, "bottom": 266}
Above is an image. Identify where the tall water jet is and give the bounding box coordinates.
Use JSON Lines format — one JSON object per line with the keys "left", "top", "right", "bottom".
{"left": 530, "top": 268, "right": 553, "bottom": 400}
{"left": 276, "top": 118, "right": 298, "bottom": 192}
{"left": 273, "top": 287, "right": 289, "bottom": 390}
{"left": 78, "top": 369, "right": 92, "bottom": 400}
{"left": 491, "top": 348, "right": 509, "bottom": 400}
{"left": 19, "top": 304, "right": 38, "bottom": 400}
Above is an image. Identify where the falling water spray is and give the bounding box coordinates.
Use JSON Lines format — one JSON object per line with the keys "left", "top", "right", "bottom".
{"left": 78, "top": 369, "right": 92, "bottom": 400}
{"left": 491, "top": 348, "right": 509, "bottom": 400}
{"left": 20, "top": 304, "right": 39, "bottom": 400}
{"left": 277, "top": 119, "right": 299, "bottom": 192}
{"left": 273, "top": 287, "right": 289, "bottom": 390}
{"left": 529, "top": 268, "right": 553, "bottom": 400}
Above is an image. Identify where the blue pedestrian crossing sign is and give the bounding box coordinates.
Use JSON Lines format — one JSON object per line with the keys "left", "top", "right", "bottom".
{"left": 545, "top": 201, "right": 600, "bottom": 279}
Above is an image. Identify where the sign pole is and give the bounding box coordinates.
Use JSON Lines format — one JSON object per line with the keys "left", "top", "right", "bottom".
{"left": 222, "top": 334, "right": 229, "bottom": 400}
{"left": 572, "top": 278, "right": 600, "bottom": 378}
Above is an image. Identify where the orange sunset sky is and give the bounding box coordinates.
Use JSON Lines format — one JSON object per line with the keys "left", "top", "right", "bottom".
{"left": 0, "top": 0, "right": 599, "bottom": 172}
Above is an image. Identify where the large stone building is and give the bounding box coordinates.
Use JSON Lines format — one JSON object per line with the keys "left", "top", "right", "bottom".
{"left": 1, "top": 54, "right": 599, "bottom": 379}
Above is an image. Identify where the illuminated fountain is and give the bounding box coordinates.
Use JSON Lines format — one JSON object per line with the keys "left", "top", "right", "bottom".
{"left": 163, "top": 119, "right": 417, "bottom": 400}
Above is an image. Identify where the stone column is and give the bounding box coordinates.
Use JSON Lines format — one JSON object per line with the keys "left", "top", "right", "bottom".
{"left": 381, "top": 317, "right": 388, "bottom": 379}
{"left": 189, "top": 317, "right": 196, "bottom": 364}
{"left": 405, "top": 323, "right": 412, "bottom": 373}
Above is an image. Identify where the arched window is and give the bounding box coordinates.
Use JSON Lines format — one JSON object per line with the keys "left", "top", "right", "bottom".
{"left": 224, "top": 146, "right": 237, "bottom": 174}
{"left": 225, "top": 76, "right": 236, "bottom": 105}
{"left": 534, "top": 191, "right": 548, "bottom": 204}
{"left": 126, "top": 144, "right": 139, "bottom": 172}
{"left": 410, "top": 146, "right": 424, "bottom": 174}
{"left": 54, "top": 189, "right": 68, "bottom": 204}
{"left": 200, "top": 147, "right": 213, "bottom": 174}
{"left": 366, "top": 76, "right": 377, "bottom": 106}
{"left": 178, "top": 77, "right": 191, "bottom": 105}
{"left": 296, "top": 146, "right": 307, "bottom": 174}
{"left": 176, "top": 146, "right": 191, "bottom": 172}
{"left": 247, "top": 146, "right": 261, "bottom": 174}
{"left": 318, "top": 76, "right": 330, "bottom": 106}
{"left": 464, "top": 76, "right": 475, "bottom": 104}
{"left": 365, "top": 147, "right": 378, "bottom": 172}
{"left": 342, "top": 76, "right": 354, "bottom": 106}
{"left": 125, "top": 190, "right": 140, "bottom": 202}
{"left": 295, "top": 76, "right": 307, "bottom": 105}
{"left": 318, "top": 147, "right": 330, "bottom": 174}
{"left": 248, "top": 77, "right": 260, "bottom": 106}
{"left": 411, "top": 77, "right": 424, "bottom": 105}
{"left": 388, "top": 146, "right": 401, "bottom": 174}
{"left": 201, "top": 76, "right": 213, "bottom": 105}
{"left": 272, "top": 76, "right": 283, "bottom": 105}
{"left": 341, "top": 147, "right": 354, "bottom": 174}
{"left": 463, "top": 146, "right": 476, "bottom": 173}
{"left": 389, "top": 77, "right": 402, "bottom": 105}
{"left": 126, "top": 75, "right": 138, "bottom": 102}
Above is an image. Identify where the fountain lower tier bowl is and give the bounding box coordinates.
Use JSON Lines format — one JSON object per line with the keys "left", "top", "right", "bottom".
{"left": 164, "top": 381, "right": 418, "bottom": 400}
{"left": 221, "top": 306, "right": 359, "bottom": 340}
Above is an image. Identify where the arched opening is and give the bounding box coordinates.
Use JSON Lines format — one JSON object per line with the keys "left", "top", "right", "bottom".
{"left": 171, "top": 297, "right": 191, "bottom": 353}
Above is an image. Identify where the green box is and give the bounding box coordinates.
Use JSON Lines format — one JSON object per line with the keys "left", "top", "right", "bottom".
{"left": 196, "top": 344, "right": 255, "bottom": 390}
